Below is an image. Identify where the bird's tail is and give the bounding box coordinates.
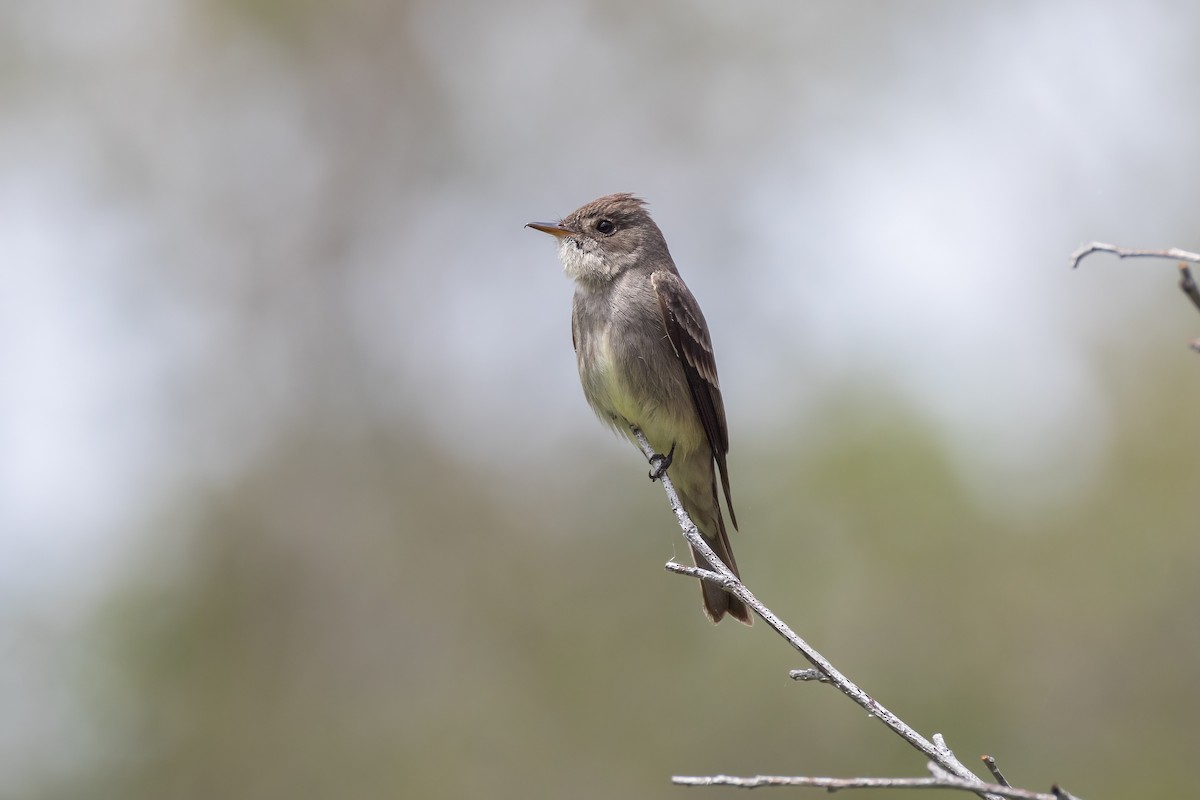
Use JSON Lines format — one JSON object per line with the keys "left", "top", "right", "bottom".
{"left": 680, "top": 487, "right": 752, "bottom": 626}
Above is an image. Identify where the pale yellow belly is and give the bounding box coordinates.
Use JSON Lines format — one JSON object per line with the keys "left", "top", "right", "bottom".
{"left": 578, "top": 327, "right": 704, "bottom": 458}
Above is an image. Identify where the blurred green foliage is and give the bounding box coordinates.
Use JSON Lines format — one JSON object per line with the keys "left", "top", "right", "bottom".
{"left": 63, "top": 353, "right": 1197, "bottom": 800}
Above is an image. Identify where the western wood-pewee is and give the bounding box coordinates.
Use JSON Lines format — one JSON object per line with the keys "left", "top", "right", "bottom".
{"left": 528, "top": 193, "right": 750, "bottom": 625}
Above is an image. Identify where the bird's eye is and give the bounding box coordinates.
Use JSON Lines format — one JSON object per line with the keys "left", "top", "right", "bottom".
{"left": 595, "top": 219, "right": 615, "bottom": 235}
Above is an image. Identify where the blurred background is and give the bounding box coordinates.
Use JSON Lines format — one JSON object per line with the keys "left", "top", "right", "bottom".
{"left": 4, "top": 0, "right": 1199, "bottom": 798}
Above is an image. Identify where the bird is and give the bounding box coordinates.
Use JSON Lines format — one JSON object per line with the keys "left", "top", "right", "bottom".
{"left": 527, "top": 193, "right": 750, "bottom": 625}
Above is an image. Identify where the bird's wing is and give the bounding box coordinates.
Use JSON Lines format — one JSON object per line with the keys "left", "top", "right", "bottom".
{"left": 651, "top": 270, "right": 737, "bottom": 528}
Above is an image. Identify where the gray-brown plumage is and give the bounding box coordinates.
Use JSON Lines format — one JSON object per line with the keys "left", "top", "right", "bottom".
{"left": 528, "top": 193, "right": 750, "bottom": 625}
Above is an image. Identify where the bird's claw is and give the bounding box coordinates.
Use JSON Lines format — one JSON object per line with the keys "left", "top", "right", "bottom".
{"left": 648, "top": 443, "right": 676, "bottom": 481}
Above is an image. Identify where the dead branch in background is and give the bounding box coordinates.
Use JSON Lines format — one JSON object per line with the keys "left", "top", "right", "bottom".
{"left": 675, "top": 772, "right": 1079, "bottom": 799}
{"left": 630, "top": 428, "right": 1082, "bottom": 800}
{"left": 1071, "top": 242, "right": 1200, "bottom": 351}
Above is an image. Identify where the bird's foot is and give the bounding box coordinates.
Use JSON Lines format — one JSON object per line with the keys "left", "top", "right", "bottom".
{"left": 648, "top": 443, "right": 676, "bottom": 482}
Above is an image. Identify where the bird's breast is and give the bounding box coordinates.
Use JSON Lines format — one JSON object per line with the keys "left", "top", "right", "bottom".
{"left": 572, "top": 287, "right": 704, "bottom": 456}
{"left": 576, "top": 321, "right": 627, "bottom": 418}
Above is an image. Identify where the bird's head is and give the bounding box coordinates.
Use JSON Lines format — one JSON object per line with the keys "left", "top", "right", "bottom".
{"left": 527, "top": 193, "right": 669, "bottom": 285}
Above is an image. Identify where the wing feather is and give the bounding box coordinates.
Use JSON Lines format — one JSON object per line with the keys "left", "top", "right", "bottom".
{"left": 651, "top": 270, "right": 737, "bottom": 529}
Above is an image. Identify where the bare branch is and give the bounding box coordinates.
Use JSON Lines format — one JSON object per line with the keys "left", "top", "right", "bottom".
{"left": 1071, "top": 241, "right": 1200, "bottom": 348}
{"left": 631, "top": 425, "right": 1082, "bottom": 800}
{"left": 981, "top": 755, "right": 1010, "bottom": 787}
{"left": 672, "top": 772, "right": 1064, "bottom": 800}
{"left": 1069, "top": 241, "right": 1200, "bottom": 269}
{"left": 664, "top": 561, "right": 726, "bottom": 584}
{"left": 1178, "top": 262, "right": 1200, "bottom": 314}
{"left": 933, "top": 733, "right": 960, "bottom": 765}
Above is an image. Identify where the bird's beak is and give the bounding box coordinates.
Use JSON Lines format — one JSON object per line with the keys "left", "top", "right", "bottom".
{"left": 526, "top": 221, "right": 575, "bottom": 238}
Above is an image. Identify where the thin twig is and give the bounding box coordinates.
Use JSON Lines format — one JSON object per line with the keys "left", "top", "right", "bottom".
{"left": 934, "top": 733, "right": 960, "bottom": 765}
{"left": 664, "top": 562, "right": 725, "bottom": 584}
{"left": 1069, "top": 241, "right": 1200, "bottom": 270}
{"left": 1178, "top": 262, "right": 1200, "bottom": 314}
{"left": 981, "top": 756, "right": 1010, "bottom": 787}
{"left": 631, "top": 426, "right": 1082, "bottom": 800}
{"left": 672, "top": 773, "right": 1062, "bottom": 800}
{"left": 1070, "top": 241, "right": 1200, "bottom": 347}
